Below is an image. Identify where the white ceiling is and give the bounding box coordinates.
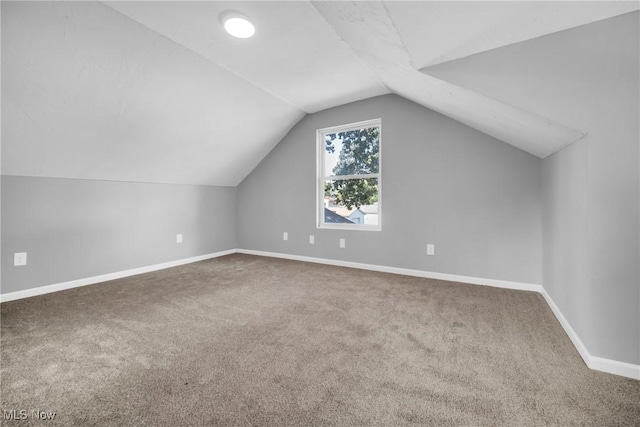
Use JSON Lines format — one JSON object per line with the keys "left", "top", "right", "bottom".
{"left": 385, "top": 1, "right": 639, "bottom": 69}
{"left": 2, "top": 1, "right": 304, "bottom": 186}
{"left": 3, "top": 1, "right": 638, "bottom": 185}
{"left": 105, "top": 1, "right": 390, "bottom": 113}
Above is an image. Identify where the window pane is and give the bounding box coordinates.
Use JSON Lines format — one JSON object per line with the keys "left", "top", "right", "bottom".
{"left": 323, "top": 178, "right": 379, "bottom": 226}
{"left": 324, "top": 126, "right": 379, "bottom": 176}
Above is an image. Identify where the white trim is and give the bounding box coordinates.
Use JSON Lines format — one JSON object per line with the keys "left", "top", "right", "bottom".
{"left": 317, "top": 118, "right": 382, "bottom": 135}
{"left": 541, "top": 288, "right": 640, "bottom": 380}
{"left": 317, "top": 118, "right": 382, "bottom": 232}
{"left": 236, "top": 249, "right": 541, "bottom": 292}
{"left": 318, "top": 223, "right": 381, "bottom": 232}
{"left": 320, "top": 173, "right": 379, "bottom": 181}
{"left": 540, "top": 288, "right": 592, "bottom": 366}
{"left": 0, "top": 249, "right": 236, "bottom": 303}
{"left": 589, "top": 357, "right": 640, "bottom": 380}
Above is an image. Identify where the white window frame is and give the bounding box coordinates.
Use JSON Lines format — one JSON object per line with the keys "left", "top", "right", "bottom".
{"left": 316, "top": 118, "right": 382, "bottom": 231}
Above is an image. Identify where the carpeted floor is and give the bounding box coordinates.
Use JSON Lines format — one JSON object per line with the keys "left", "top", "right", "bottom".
{"left": 1, "top": 254, "right": 639, "bottom": 426}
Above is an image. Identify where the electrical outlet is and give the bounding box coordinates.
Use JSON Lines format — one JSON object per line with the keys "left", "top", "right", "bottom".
{"left": 309, "top": 235, "right": 315, "bottom": 245}
{"left": 283, "top": 232, "right": 288, "bottom": 241}
{"left": 14, "top": 252, "right": 27, "bottom": 266}
{"left": 427, "top": 244, "right": 435, "bottom": 256}
{"left": 176, "top": 234, "right": 183, "bottom": 243}
{"left": 339, "top": 238, "right": 346, "bottom": 249}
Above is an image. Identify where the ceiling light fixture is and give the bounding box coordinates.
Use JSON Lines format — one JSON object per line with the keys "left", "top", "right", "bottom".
{"left": 220, "top": 11, "right": 255, "bottom": 39}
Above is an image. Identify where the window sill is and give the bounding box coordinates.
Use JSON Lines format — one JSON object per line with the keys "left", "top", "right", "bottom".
{"left": 318, "top": 224, "right": 381, "bottom": 232}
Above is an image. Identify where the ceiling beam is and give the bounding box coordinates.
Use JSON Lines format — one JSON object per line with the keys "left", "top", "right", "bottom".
{"left": 313, "top": 1, "right": 586, "bottom": 158}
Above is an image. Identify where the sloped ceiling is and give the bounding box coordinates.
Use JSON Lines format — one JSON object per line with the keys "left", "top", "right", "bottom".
{"left": 423, "top": 9, "right": 640, "bottom": 138}
{"left": 1, "top": 1, "right": 305, "bottom": 186}
{"left": 2, "top": 1, "right": 638, "bottom": 186}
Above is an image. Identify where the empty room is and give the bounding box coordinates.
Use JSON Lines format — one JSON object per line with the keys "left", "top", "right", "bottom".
{"left": 1, "top": 1, "right": 639, "bottom": 425}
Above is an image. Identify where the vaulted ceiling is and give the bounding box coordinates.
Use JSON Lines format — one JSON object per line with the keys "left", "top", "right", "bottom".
{"left": 2, "top": 1, "right": 638, "bottom": 186}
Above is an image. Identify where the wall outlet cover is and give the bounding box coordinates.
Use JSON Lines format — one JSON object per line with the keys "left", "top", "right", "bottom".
{"left": 339, "top": 238, "right": 346, "bottom": 248}
{"left": 283, "top": 232, "right": 288, "bottom": 241}
{"left": 427, "top": 244, "right": 435, "bottom": 256}
{"left": 309, "top": 235, "right": 315, "bottom": 244}
{"left": 176, "top": 234, "right": 183, "bottom": 243}
{"left": 14, "top": 252, "right": 27, "bottom": 266}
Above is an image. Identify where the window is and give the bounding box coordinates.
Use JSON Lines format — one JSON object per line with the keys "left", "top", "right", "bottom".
{"left": 317, "top": 118, "right": 381, "bottom": 231}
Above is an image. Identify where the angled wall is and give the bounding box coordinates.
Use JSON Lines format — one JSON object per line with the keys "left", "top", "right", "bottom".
{"left": 426, "top": 12, "right": 640, "bottom": 366}
{"left": 237, "top": 94, "right": 542, "bottom": 286}
{"left": 1, "top": 1, "right": 241, "bottom": 298}
{"left": 542, "top": 13, "right": 640, "bottom": 366}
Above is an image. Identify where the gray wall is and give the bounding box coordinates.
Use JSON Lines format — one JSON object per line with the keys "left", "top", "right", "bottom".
{"left": 237, "top": 94, "right": 542, "bottom": 285}
{"left": 421, "top": 11, "right": 639, "bottom": 366}
{"left": 542, "top": 13, "right": 639, "bottom": 365}
{"left": 1, "top": 176, "right": 237, "bottom": 294}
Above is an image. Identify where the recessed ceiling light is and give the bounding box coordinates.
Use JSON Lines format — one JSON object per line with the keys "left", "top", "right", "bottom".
{"left": 220, "top": 11, "right": 255, "bottom": 39}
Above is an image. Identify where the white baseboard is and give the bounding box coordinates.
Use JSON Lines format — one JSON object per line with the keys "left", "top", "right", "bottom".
{"left": 3, "top": 247, "right": 638, "bottom": 380}
{"left": 237, "top": 249, "right": 542, "bottom": 292}
{"left": 541, "top": 288, "right": 640, "bottom": 380}
{"left": 540, "top": 288, "right": 592, "bottom": 366}
{"left": 589, "top": 357, "right": 640, "bottom": 380}
{"left": 0, "top": 249, "right": 237, "bottom": 303}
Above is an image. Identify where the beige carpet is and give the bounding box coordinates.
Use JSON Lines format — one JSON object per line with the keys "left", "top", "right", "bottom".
{"left": 1, "top": 254, "right": 639, "bottom": 426}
